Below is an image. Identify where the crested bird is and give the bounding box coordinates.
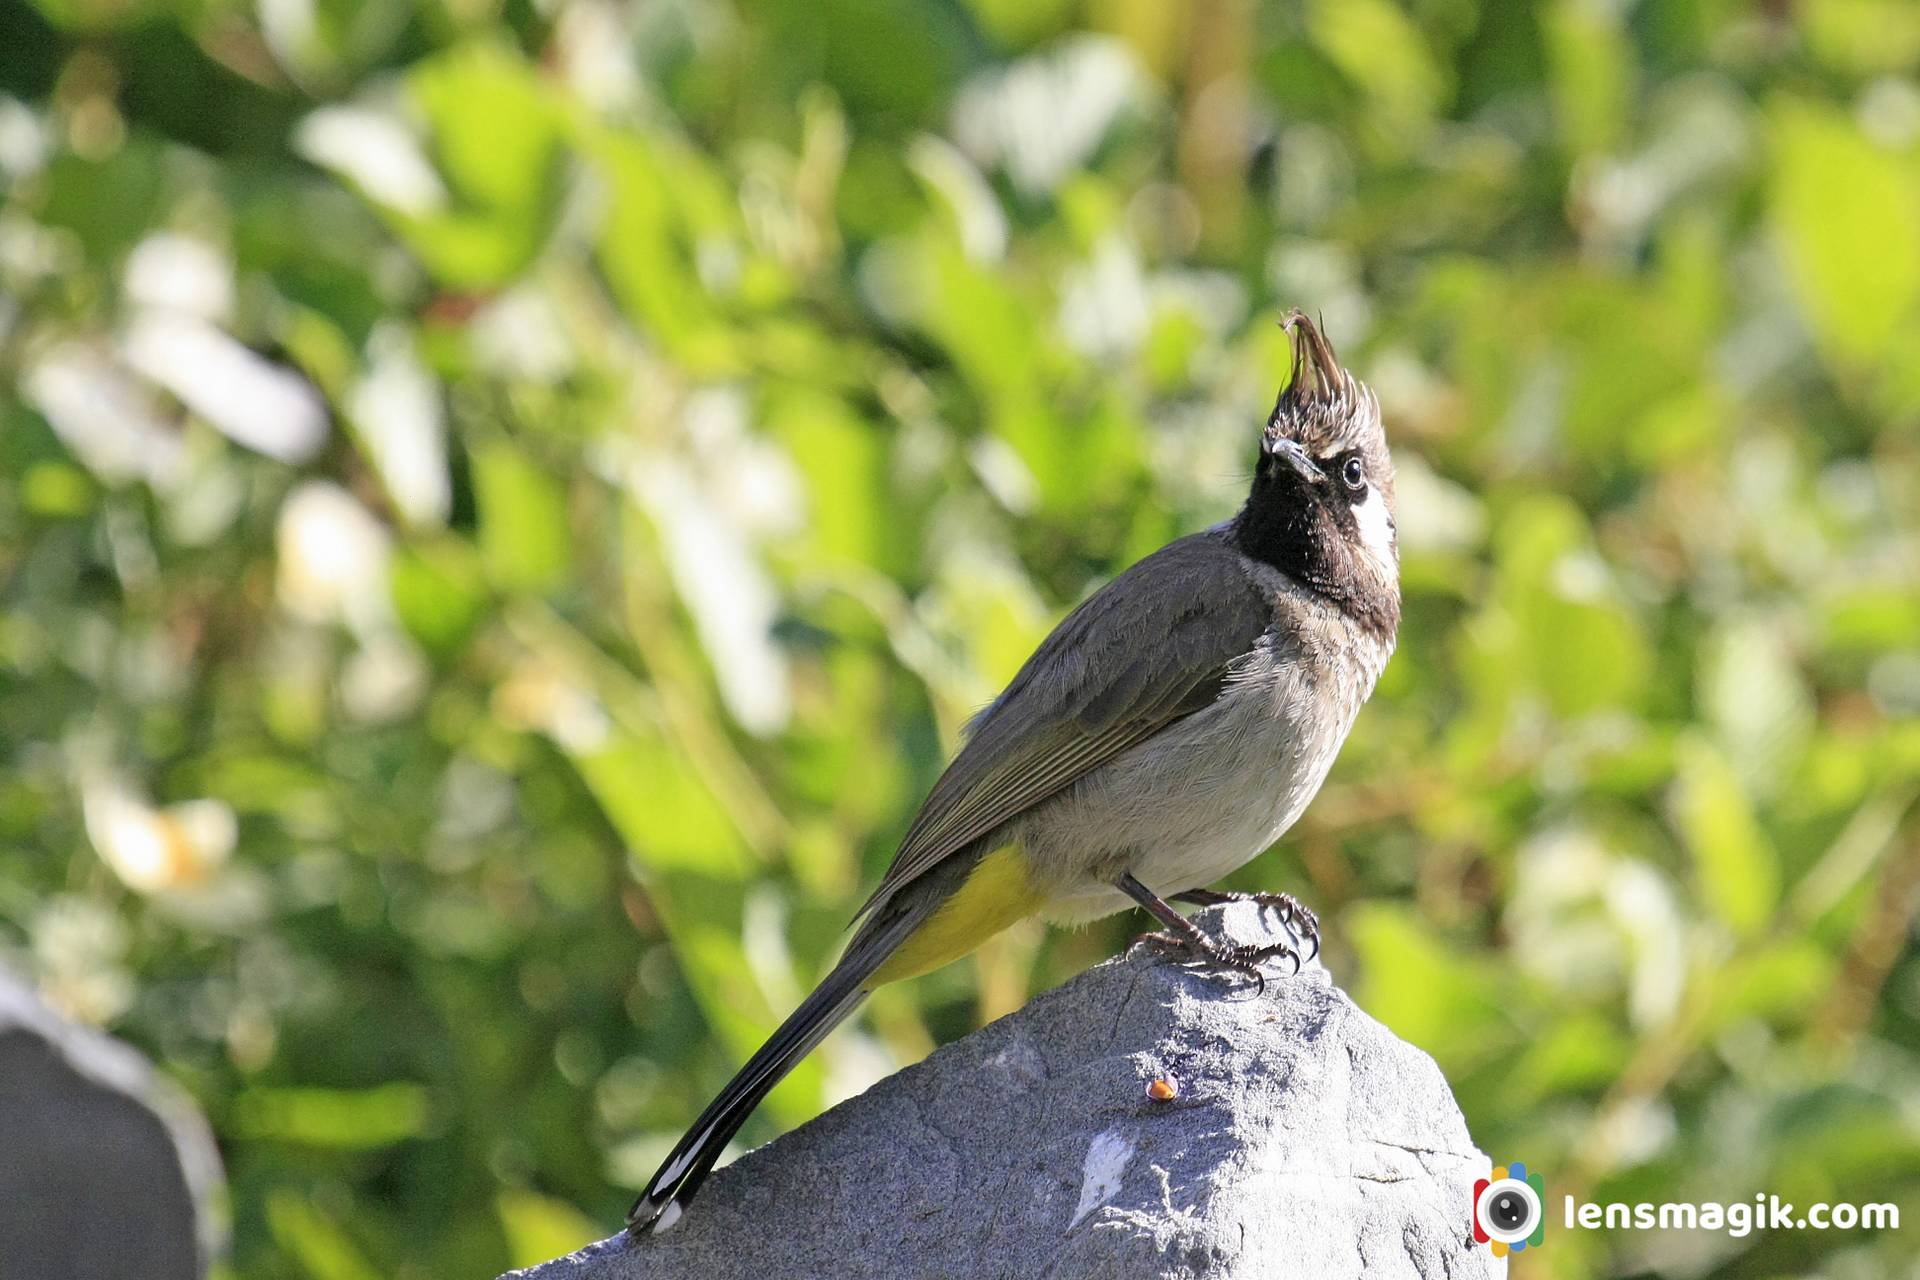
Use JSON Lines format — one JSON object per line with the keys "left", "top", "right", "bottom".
{"left": 630, "top": 310, "right": 1399, "bottom": 1234}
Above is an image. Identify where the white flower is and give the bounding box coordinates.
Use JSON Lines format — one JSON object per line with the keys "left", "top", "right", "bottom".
{"left": 275, "top": 481, "right": 393, "bottom": 632}
{"left": 83, "top": 782, "right": 235, "bottom": 895}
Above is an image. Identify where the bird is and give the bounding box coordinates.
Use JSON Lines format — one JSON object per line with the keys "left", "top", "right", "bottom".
{"left": 629, "top": 310, "right": 1400, "bottom": 1234}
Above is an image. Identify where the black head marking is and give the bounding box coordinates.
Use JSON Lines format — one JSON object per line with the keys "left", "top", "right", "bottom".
{"left": 1233, "top": 311, "right": 1400, "bottom": 640}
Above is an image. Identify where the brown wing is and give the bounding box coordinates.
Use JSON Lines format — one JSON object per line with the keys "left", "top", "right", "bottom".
{"left": 857, "top": 533, "right": 1275, "bottom": 919}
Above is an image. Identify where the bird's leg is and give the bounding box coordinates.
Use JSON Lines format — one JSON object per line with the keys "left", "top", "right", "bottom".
{"left": 1171, "top": 888, "right": 1321, "bottom": 962}
{"left": 1118, "top": 874, "right": 1300, "bottom": 992}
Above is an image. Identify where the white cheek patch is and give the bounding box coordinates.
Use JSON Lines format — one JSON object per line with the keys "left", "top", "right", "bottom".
{"left": 1351, "top": 486, "right": 1396, "bottom": 563}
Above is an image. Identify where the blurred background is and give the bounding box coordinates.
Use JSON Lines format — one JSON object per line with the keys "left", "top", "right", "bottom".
{"left": 2, "top": 0, "right": 1918, "bottom": 1276}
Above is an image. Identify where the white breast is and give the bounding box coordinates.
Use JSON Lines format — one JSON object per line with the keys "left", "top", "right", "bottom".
{"left": 1022, "top": 617, "right": 1380, "bottom": 925}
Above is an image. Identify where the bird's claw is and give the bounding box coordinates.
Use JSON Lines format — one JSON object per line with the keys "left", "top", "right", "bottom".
{"left": 1134, "top": 929, "right": 1303, "bottom": 995}
{"left": 1171, "top": 889, "right": 1322, "bottom": 963}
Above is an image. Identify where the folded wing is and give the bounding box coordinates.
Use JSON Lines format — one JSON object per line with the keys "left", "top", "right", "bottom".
{"left": 857, "top": 533, "right": 1275, "bottom": 921}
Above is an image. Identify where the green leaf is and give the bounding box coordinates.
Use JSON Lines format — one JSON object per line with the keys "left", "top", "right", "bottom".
{"left": 400, "top": 43, "right": 566, "bottom": 285}
{"left": 1769, "top": 98, "right": 1920, "bottom": 368}
{"left": 1672, "top": 736, "right": 1781, "bottom": 937}
{"left": 571, "top": 733, "right": 753, "bottom": 880}
{"left": 1802, "top": 0, "right": 1920, "bottom": 74}
{"left": 497, "top": 1190, "right": 598, "bottom": 1269}
{"left": 585, "top": 128, "right": 744, "bottom": 371}
{"left": 390, "top": 538, "right": 491, "bottom": 658}
{"left": 765, "top": 388, "right": 896, "bottom": 574}
{"left": 473, "top": 441, "right": 573, "bottom": 594}
{"left": 28, "top": 0, "right": 171, "bottom": 30}
{"left": 1542, "top": 0, "right": 1631, "bottom": 156}
{"left": 563, "top": 727, "right": 826, "bottom": 1125}
{"left": 20, "top": 460, "right": 96, "bottom": 518}
{"left": 1529, "top": 595, "right": 1651, "bottom": 717}
{"left": 1348, "top": 903, "right": 1519, "bottom": 1072}
{"left": 37, "top": 141, "right": 165, "bottom": 262}
{"left": 231, "top": 1083, "right": 432, "bottom": 1148}
{"left": 267, "top": 1194, "right": 381, "bottom": 1280}
{"left": 1699, "top": 616, "right": 1813, "bottom": 793}
{"left": 1708, "top": 938, "right": 1838, "bottom": 1030}
{"left": 1496, "top": 495, "right": 1652, "bottom": 716}
{"left": 1308, "top": 0, "right": 1448, "bottom": 139}
{"left": 1820, "top": 585, "right": 1920, "bottom": 653}
{"left": 1509, "top": 1013, "right": 1630, "bottom": 1101}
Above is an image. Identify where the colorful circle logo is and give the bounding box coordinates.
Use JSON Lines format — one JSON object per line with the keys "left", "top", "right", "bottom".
{"left": 1472, "top": 1162, "right": 1546, "bottom": 1256}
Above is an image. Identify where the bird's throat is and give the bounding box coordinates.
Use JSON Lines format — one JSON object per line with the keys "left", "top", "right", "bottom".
{"left": 1229, "top": 488, "right": 1400, "bottom": 644}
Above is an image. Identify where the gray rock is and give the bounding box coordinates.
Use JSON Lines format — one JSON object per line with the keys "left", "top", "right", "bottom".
{"left": 510, "top": 903, "right": 1498, "bottom": 1280}
{"left": 0, "top": 967, "right": 226, "bottom": 1280}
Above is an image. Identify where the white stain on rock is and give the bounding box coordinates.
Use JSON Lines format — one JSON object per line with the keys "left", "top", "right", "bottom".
{"left": 1068, "top": 1129, "right": 1134, "bottom": 1229}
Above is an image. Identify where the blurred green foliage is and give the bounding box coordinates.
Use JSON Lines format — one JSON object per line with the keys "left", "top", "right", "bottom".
{"left": 2, "top": 1, "right": 1919, "bottom": 1277}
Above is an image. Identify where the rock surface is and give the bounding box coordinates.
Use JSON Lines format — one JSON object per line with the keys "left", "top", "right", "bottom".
{"left": 507, "top": 903, "right": 1497, "bottom": 1280}
{"left": 0, "top": 967, "right": 226, "bottom": 1280}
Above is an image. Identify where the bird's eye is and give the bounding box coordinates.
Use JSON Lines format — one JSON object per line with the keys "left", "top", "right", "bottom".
{"left": 1341, "top": 456, "right": 1367, "bottom": 492}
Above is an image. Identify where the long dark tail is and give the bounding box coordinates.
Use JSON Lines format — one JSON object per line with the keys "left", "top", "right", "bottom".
{"left": 626, "top": 906, "right": 924, "bottom": 1234}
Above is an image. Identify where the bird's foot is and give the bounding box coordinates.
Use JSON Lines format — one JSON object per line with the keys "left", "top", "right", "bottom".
{"left": 1172, "top": 889, "right": 1321, "bottom": 962}
{"left": 1133, "top": 926, "right": 1302, "bottom": 995}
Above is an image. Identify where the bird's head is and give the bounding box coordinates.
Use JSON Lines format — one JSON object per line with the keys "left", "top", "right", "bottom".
{"left": 1241, "top": 311, "right": 1399, "bottom": 638}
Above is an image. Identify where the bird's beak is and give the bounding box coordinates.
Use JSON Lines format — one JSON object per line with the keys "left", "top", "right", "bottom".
{"left": 1265, "top": 435, "right": 1326, "bottom": 484}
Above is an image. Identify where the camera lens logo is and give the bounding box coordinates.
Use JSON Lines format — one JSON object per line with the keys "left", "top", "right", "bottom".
{"left": 1472, "top": 1162, "right": 1546, "bottom": 1256}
